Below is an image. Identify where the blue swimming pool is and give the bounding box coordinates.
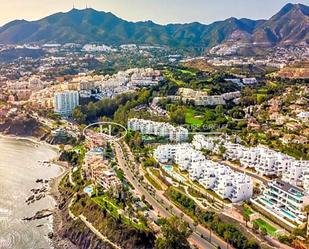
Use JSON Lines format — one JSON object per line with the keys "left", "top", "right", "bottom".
{"left": 84, "top": 185, "right": 94, "bottom": 194}
{"left": 164, "top": 165, "right": 173, "bottom": 171}
{"left": 281, "top": 209, "right": 296, "bottom": 220}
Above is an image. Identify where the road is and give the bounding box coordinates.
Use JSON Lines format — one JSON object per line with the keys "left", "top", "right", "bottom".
{"left": 113, "top": 141, "right": 230, "bottom": 249}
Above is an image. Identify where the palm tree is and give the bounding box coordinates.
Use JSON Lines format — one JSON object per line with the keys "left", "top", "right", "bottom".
{"left": 243, "top": 212, "right": 250, "bottom": 227}
{"left": 304, "top": 205, "right": 309, "bottom": 239}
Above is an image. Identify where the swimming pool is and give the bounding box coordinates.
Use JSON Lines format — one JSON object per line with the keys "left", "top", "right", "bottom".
{"left": 164, "top": 165, "right": 173, "bottom": 172}
{"left": 281, "top": 209, "right": 296, "bottom": 220}
{"left": 84, "top": 185, "right": 94, "bottom": 194}
{"left": 260, "top": 197, "right": 274, "bottom": 206}
{"left": 163, "top": 165, "right": 185, "bottom": 182}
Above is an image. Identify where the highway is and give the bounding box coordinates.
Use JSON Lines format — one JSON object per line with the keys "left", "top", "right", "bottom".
{"left": 113, "top": 141, "right": 230, "bottom": 249}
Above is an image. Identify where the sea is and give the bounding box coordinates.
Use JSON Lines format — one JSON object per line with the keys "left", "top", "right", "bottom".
{"left": 0, "top": 136, "right": 61, "bottom": 249}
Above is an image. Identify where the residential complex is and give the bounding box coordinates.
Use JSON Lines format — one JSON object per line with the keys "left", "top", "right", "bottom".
{"left": 154, "top": 143, "right": 253, "bottom": 203}
{"left": 84, "top": 147, "right": 122, "bottom": 191}
{"left": 192, "top": 135, "right": 309, "bottom": 228}
{"left": 54, "top": 91, "right": 79, "bottom": 116}
{"left": 178, "top": 88, "right": 240, "bottom": 106}
{"left": 128, "top": 118, "right": 188, "bottom": 143}
{"left": 192, "top": 135, "right": 309, "bottom": 191}
{"left": 252, "top": 180, "right": 309, "bottom": 228}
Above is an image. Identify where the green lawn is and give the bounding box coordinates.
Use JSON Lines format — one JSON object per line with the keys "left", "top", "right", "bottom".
{"left": 243, "top": 207, "right": 253, "bottom": 216}
{"left": 185, "top": 109, "right": 204, "bottom": 127}
{"left": 163, "top": 70, "right": 186, "bottom": 87}
{"left": 253, "top": 218, "right": 277, "bottom": 236}
{"left": 177, "top": 69, "right": 196, "bottom": 76}
{"left": 92, "top": 196, "right": 146, "bottom": 230}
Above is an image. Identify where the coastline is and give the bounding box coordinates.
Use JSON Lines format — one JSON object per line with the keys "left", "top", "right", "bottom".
{"left": 0, "top": 133, "right": 60, "bottom": 151}
{"left": 49, "top": 161, "right": 79, "bottom": 249}
{"left": 0, "top": 133, "right": 76, "bottom": 249}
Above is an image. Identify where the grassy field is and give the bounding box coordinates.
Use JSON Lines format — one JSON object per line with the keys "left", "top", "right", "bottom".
{"left": 185, "top": 108, "right": 204, "bottom": 127}
{"left": 149, "top": 168, "right": 168, "bottom": 189}
{"left": 92, "top": 196, "right": 146, "bottom": 230}
{"left": 177, "top": 69, "right": 196, "bottom": 76}
{"left": 253, "top": 218, "right": 277, "bottom": 236}
{"left": 163, "top": 70, "right": 186, "bottom": 86}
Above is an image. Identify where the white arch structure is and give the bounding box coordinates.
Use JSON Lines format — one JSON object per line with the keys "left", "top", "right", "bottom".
{"left": 83, "top": 121, "right": 128, "bottom": 142}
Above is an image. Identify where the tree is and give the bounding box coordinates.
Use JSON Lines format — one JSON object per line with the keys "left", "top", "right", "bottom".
{"left": 252, "top": 222, "right": 259, "bottom": 232}
{"left": 260, "top": 227, "right": 267, "bottom": 236}
{"left": 171, "top": 108, "right": 186, "bottom": 125}
{"left": 243, "top": 211, "right": 250, "bottom": 227}
{"left": 87, "top": 102, "right": 97, "bottom": 120}
{"left": 245, "top": 240, "right": 260, "bottom": 249}
{"left": 155, "top": 216, "right": 192, "bottom": 249}
{"left": 215, "top": 105, "right": 224, "bottom": 115}
{"left": 143, "top": 157, "right": 158, "bottom": 168}
{"left": 133, "top": 132, "right": 143, "bottom": 148}
{"left": 204, "top": 110, "right": 216, "bottom": 122}
{"left": 72, "top": 108, "right": 86, "bottom": 124}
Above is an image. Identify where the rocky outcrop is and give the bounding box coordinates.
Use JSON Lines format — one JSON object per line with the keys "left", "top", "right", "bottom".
{"left": 61, "top": 218, "right": 114, "bottom": 249}
{"left": 0, "top": 114, "right": 46, "bottom": 137}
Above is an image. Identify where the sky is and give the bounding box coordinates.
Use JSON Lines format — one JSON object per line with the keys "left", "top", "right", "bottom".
{"left": 0, "top": 0, "right": 309, "bottom": 25}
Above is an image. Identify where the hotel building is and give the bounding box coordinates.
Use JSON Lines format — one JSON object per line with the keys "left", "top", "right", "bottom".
{"left": 54, "top": 90, "right": 79, "bottom": 116}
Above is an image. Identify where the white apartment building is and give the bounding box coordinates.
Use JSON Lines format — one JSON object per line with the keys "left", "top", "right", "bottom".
{"left": 128, "top": 118, "right": 188, "bottom": 143}
{"left": 252, "top": 180, "right": 309, "bottom": 227}
{"left": 154, "top": 143, "right": 253, "bottom": 203}
{"left": 192, "top": 134, "right": 224, "bottom": 152}
{"left": 153, "top": 143, "right": 193, "bottom": 164}
{"left": 54, "top": 91, "right": 79, "bottom": 116}
{"left": 175, "top": 148, "right": 205, "bottom": 171}
{"left": 239, "top": 146, "right": 293, "bottom": 176}
{"left": 283, "top": 161, "right": 309, "bottom": 189}
{"left": 192, "top": 135, "right": 309, "bottom": 194}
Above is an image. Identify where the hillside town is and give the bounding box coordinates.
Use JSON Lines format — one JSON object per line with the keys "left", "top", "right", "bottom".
{"left": 0, "top": 4, "right": 308, "bottom": 249}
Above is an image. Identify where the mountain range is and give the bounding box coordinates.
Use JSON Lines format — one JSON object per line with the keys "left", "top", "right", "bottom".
{"left": 0, "top": 3, "right": 308, "bottom": 49}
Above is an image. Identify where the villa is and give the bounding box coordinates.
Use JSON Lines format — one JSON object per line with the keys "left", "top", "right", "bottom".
{"left": 252, "top": 180, "right": 309, "bottom": 228}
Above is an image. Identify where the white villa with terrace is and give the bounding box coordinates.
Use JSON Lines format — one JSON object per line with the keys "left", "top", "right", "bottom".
{"left": 154, "top": 143, "right": 253, "bottom": 203}
{"left": 252, "top": 180, "right": 309, "bottom": 228}
{"left": 128, "top": 118, "right": 188, "bottom": 143}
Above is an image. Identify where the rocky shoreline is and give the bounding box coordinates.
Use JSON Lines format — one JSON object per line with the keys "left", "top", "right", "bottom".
{"left": 0, "top": 133, "right": 77, "bottom": 249}
{"left": 49, "top": 163, "right": 80, "bottom": 249}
